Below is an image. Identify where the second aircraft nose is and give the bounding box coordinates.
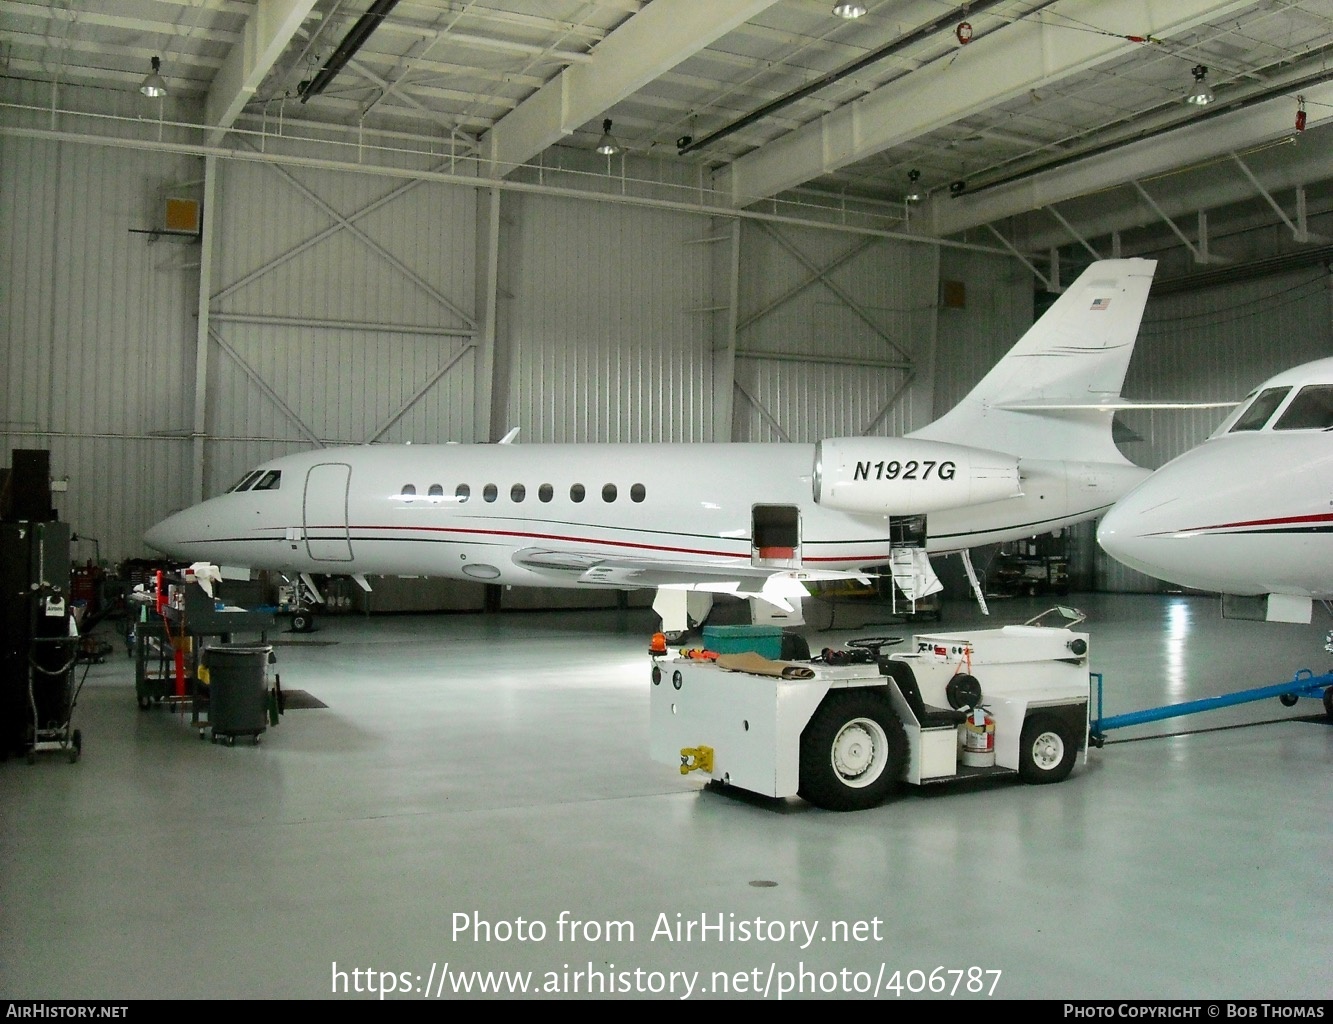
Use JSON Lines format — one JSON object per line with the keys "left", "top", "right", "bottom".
{"left": 1096, "top": 497, "right": 1153, "bottom": 575}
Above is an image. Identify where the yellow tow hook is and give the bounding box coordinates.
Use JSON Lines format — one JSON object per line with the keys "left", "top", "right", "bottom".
{"left": 679, "top": 746, "right": 713, "bottom": 775}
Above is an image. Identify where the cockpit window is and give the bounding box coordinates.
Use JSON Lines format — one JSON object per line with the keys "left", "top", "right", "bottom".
{"left": 1273, "top": 385, "right": 1333, "bottom": 431}
{"left": 1228, "top": 387, "right": 1291, "bottom": 432}
{"left": 229, "top": 470, "right": 263, "bottom": 493}
{"left": 251, "top": 470, "right": 282, "bottom": 491}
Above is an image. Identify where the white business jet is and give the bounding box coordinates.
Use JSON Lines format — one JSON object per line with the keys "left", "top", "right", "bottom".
{"left": 145, "top": 259, "right": 1157, "bottom": 633}
{"left": 1098, "top": 356, "right": 1333, "bottom": 624}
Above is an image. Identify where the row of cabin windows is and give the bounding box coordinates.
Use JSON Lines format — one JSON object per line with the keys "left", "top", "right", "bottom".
{"left": 400, "top": 482, "right": 647, "bottom": 504}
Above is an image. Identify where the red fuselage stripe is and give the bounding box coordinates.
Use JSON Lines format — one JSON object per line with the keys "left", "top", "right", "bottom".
{"left": 1150, "top": 511, "right": 1333, "bottom": 535}
{"left": 298, "top": 523, "right": 892, "bottom": 563}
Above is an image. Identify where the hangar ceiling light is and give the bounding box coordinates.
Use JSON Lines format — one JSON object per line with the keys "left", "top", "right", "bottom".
{"left": 596, "top": 118, "right": 621, "bottom": 156}
{"left": 905, "top": 169, "right": 922, "bottom": 202}
{"left": 1185, "top": 64, "right": 1215, "bottom": 107}
{"left": 139, "top": 56, "right": 167, "bottom": 98}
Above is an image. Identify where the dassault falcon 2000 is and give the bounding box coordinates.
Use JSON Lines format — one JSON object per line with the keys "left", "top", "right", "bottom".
{"left": 145, "top": 258, "right": 1157, "bottom": 632}
{"left": 1098, "top": 355, "right": 1333, "bottom": 625}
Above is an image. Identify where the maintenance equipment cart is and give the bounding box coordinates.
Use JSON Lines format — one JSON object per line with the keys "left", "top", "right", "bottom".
{"left": 650, "top": 621, "right": 1092, "bottom": 811}
{"left": 131, "top": 577, "right": 277, "bottom": 742}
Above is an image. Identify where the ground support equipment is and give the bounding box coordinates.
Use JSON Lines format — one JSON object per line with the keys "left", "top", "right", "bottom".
{"left": 650, "top": 622, "right": 1092, "bottom": 811}
{"left": 26, "top": 633, "right": 86, "bottom": 764}
{"left": 1090, "top": 668, "right": 1333, "bottom": 745}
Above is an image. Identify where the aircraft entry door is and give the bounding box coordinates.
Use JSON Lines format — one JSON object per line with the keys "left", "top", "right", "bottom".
{"left": 303, "top": 463, "right": 354, "bottom": 562}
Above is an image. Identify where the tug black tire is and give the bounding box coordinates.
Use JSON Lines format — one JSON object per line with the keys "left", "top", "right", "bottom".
{"left": 1018, "top": 713, "right": 1077, "bottom": 784}
{"left": 798, "top": 691, "right": 907, "bottom": 811}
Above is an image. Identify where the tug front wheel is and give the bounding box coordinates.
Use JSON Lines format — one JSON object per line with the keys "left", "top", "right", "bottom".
{"left": 798, "top": 691, "right": 907, "bottom": 811}
{"left": 1018, "top": 714, "right": 1078, "bottom": 784}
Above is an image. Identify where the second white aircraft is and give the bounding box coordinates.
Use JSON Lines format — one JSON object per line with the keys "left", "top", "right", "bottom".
{"left": 1098, "top": 355, "right": 1333, "bottom": 624}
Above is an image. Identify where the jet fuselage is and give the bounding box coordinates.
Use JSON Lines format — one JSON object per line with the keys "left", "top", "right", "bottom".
{"left": 145, "top": 442, "right": 1146, "bottom": 585}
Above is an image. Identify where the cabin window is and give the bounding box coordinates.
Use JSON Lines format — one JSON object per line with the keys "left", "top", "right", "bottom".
{"left": 511, "top": 483, "right": 526, "bottom": 502}
{"left": 1229, "top": 387, "right": 1291, "bottom": 432}
{"left": 630, "top": 483, "right": 646, "bottom": 503}
{"left": 428, "top": 484, "right": 444, "bottom": 501}
{"left": 570, "top": 484, "right": 586, "bottom": 503}
{"left": 483, "top": 484, "right": 498, "bottom": 503}
{"left": 456, "top": 484, "right": 470, "bottom": 503}
{"left": 1273, "top": 385, "right": 1333, "bottom": 431}
{"left": 539, "top": 484, "right": 553, "bottom": 502}
{"left": 400, "top": 484, "right": 416, "bottom": 502}
{"left": 229, "top": 470, "right": 263, "bottom": 493}
{"left": 602, "top": 483, "right": 618, "bottom": 503}
{"left": 252, "top": 471, "right": 282, "bottom": 491}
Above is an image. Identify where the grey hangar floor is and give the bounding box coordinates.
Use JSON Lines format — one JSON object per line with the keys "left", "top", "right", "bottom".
{"left": 2, "top": 592, "right": 1329, "bottom": 1001}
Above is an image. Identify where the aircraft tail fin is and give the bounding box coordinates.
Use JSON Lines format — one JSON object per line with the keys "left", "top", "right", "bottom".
{"left": 911, "top": 258, "right": 1156, "bottom": 464}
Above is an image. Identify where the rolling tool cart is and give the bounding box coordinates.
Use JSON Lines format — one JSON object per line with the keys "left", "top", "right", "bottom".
{"left": 131, "top": 569, "right": 278, "bottom": 740}
{"left": 133, "top": 616, "right": 184, "bottom": 709}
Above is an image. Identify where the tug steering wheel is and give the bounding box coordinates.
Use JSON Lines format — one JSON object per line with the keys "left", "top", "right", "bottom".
{"left": 846, "top": 636, "right": 905, "bottom": 657}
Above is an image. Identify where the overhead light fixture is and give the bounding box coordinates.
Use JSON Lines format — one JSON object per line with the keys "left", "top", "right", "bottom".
{"left": 140, "top": 55, "right": 167, "bottom": 98}
{"left": 832, "top": 2, "right": 867, "bottom": 18}
{"left": 1184, "top": 64, "right": 1214, "bottom": 107}
{"left": 905, "top": 169, "right": 923, "bottom": 202}
{"left": 595, "top": 118, "right": 621, "bottom": 156}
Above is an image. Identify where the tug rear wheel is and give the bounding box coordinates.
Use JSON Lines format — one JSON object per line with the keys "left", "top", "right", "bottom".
{"left": 798, "top": 691, "right": 907, "bottom": 811}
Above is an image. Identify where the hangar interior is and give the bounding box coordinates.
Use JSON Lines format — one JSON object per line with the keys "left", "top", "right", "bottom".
{"left": 1, "top": 0, "right": 1331, "bottom": 1000}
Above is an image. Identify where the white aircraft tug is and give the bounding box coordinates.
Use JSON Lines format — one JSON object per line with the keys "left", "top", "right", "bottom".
{"left": 649, "top": 613, "right": 1093, "bottom": 811}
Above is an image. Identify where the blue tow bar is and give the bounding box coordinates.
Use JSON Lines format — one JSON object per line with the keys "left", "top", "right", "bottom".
{"left": 1090, "top": 668, "right": 1333, "bottom": 746}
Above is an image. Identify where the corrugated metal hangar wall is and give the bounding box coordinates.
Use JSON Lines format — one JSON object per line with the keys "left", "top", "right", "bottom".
{"left": 2, "top": 80, "right": 1330, "bottom": 606}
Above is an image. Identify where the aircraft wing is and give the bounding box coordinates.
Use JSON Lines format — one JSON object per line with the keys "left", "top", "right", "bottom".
{"left": 512, "top": 547, "right": 872, "bottom": 590}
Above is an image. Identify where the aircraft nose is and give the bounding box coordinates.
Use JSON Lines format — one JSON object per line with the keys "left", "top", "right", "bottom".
{"left": 144, "top": 508, "right": 191, "bottom": 557}
{"left": 1097, "top": 474, "right": 1191, "bottom": 581}
{"left": 1096, "top": 499, "right": 1147, "bottom": 569}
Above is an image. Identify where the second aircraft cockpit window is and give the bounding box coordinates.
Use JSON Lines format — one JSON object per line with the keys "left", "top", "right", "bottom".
{"left": 1228, "top": 386, "right": 1291, "bottom": 432}
{"left": 1273, "top": 384, "right": 1333, "bottom": 430}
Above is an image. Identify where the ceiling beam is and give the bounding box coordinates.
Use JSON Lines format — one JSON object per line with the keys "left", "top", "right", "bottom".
{"left": 480, "top": 0, "right": 781, "bottom": 177}
{"left": 714, "top": 0, "right": 1253, "bottom": 207}
{"left": 206, "top": 0, "right": 320, "bottom": 145}
{"left": 932, "top": 79, "right": 1333, "bottom": 241}
{"left": 0, "top": 0, "right": 242, "bottom": 43}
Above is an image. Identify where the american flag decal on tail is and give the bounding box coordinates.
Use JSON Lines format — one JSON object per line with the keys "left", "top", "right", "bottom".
{"left": 1090, "top": 297, "right": 1111, "bottom": 311}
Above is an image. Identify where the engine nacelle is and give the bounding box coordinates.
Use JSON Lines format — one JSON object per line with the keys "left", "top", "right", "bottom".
{"left": 814, "top": 438, "right": 1021, "bottom": 515}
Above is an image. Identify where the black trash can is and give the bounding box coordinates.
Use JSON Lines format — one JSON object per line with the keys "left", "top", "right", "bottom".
{"left": 204, "top": 644, "right": 271, "bottom": 745}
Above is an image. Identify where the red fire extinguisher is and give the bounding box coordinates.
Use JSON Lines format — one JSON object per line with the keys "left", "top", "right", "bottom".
{"left": 961, "top": 705, "right": 995, "bottom": 767}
